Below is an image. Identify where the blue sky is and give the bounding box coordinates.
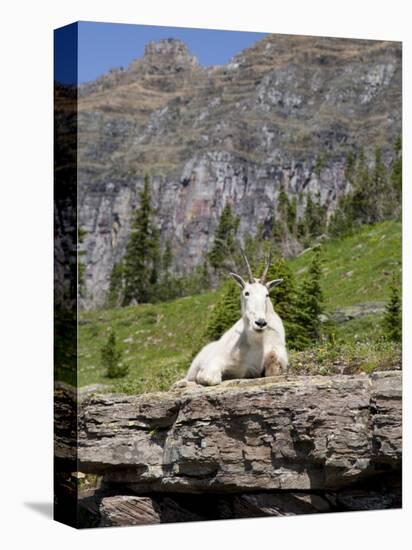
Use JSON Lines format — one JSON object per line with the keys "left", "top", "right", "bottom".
{"left": 55, "top": 21, "right": 268, "bottom": 84}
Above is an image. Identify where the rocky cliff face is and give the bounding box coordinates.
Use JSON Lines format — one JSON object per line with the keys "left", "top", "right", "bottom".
{"left": 77, "top": 35, "right": 401, "bottom": 308}
{"left": 54, "top": 371, "right": 402, "bottom": 526}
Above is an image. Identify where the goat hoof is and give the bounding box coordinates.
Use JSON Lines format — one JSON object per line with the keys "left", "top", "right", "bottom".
{"left": 171, "top": 378, "right": 189, "bottom": 390}
{"left": 171, "top": 379, "right": 198, "bottom": 390}
{"left": 196, "top": 372, "right": 222, "bottom": 386}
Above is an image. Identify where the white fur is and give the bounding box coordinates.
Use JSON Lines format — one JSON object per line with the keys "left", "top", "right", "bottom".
{"left": 181, "top": 276, "right": 288, "bottom": 386}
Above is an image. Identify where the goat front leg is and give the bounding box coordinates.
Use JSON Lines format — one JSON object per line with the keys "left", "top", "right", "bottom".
{"left": 263, "top": 351, "right": 284, "bottom": 377}
{"left": 196, "top": 361, "right": 223, "bottom": 386}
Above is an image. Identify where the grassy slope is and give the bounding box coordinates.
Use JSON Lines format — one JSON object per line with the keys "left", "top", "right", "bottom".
{"left": 78, "top": 220, "right": 401, "bottom": 392}
{"left": 289, "top": 220, "right": 401, "bottom": 310}
{"left": 78, "top": 292, "right": 216, "bottom": 392}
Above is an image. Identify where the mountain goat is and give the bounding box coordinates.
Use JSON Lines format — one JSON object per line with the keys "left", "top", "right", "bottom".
{"left": 175, "top": 251, "right": 288, "bottom": 387}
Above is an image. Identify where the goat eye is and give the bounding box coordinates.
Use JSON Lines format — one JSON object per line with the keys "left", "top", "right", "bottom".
{"left": 266, "top": 294, "right": 269, "bottom": 298}
{"left": 244, "top": 291, "right": 249, "bottom": 297}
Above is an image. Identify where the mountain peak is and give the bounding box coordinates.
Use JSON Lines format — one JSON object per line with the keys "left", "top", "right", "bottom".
{"left": 139, "top": 38, "right": 199, "bottom": 74}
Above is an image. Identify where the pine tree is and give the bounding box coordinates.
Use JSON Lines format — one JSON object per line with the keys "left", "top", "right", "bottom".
{"left": 277, "top": 182, "right": 290, "bottom": 221}
{"left": 107, "top": 262, "right": 124, "bottom": 308}
{"left": 297, "top": 247, "right": 324, "bottom": 343}
{"left": 306, "top": 194, "right": 317, "bottom": 238}
{"left": 369, "top": 147, "right": 387, "bottom": 222}
{"left": 122, "top": 174, "right": 160, "bottom": 305}
{"left": 265, "top": 257, "right": 311, "bottom": 350}
{"left": 156, "top": 239, "right": 174, "bottom": 301}
{"left": 162, "top": 239, "right": 173, "bottom": 274}
{"left": 390, "top": 136, "right": 402, "bottom": 205}
{"left": 328, "top": 151, "right": 358, "bottom": 237}
{"left": 351, "top": 147, "right": 370, "bottom": 225}
{"left": 208, "top": 203, "right": 239, "bottom": 270}
{"left": 304, "top": 192, "right": 327, "bottom": 239}
{"left": 101, "top": 330, "right": 128, "bottom": 378}
{"left": 296, "top": 192, "right": 309, "bottom": 240}
{"left": 328, "top": 198, "right": 351, "bottom": 237}
{"left": 149, "top": 225, "right": 161, "bottom": 290}
{"left": 287, "top": 196, "right": 297, "bottom": 234}
{"left": 78, "top": 226, "right": 87, "bottom": 298}
{"left": 272, "top": 212, "right": 286, "bottom": 247}
{"left": 314, "top": 152, "right": 327, "bottom": 177}
{"left": 329, "top": 141, "right": 399, "bottom": 237}
{"left": 243, "top": 232, "right": 261, "bottom": 271}
{"left": 204, "top": 278, "right": 241, "bottom": 342}
{"left": 344, "top": 150, "right": 356, "bottom": 184}
{"left": 273, "top": 182, "right": 290, "bottom": 243}
{"left": 382, "top": 275, "right": 402, "bottom": 342}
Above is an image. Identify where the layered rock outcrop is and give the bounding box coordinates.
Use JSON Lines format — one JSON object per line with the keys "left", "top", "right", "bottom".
{"left": 77, "top": 372, "right": 401, "bottom": 492}
{"left": 53, "top": 371, "right": 402, "bottom": 525}
{"left": 76, "top": 35, "right": 402, "bottom": 308}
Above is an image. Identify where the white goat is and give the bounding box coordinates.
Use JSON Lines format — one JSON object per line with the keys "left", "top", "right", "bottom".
{"left": 176, "top": 252, "right": 288, "bottom": 387}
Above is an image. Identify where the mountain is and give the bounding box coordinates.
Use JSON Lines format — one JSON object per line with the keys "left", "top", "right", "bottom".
{"left": 76, "top": 34, "right": 401, "bottom": 309}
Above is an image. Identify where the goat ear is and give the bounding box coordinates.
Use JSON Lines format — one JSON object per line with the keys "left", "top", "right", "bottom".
{"left": 266, "top": 278, "right": 283, "bottom": 291}
{"left": 230, "top": 272, "right": 246, "bottom": 289}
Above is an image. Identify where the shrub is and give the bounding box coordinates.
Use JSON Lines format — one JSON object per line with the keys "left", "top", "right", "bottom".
{"left": 101, "top": 330, "right": 128, "bottom": 378}
{"left": 382, "top": 275, "right": 402, "bottom": 342}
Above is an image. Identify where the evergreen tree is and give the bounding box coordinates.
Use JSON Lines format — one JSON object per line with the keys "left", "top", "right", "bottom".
{"left": 122, "top": 174, "right": 160, "bottom": 305}
{"left": 351, "top": 147, "right": 370, "bottom": 225}
{"left": 277, "top": 182, "right": 290, "bottom": 221}
{"left": 107, "top": 262, "right": 124, "bottom": 308}
{"left": 328, "top": 151, "right": 358, "bottom": 237}
{"left": 78, "top": 226, "right": 87, "bottom": 298}
{"left": 287, "top": 196, "right": 297, "bottom": 234}
{"left": 149, "top": 225, "right": 161, "bottom": 289}
{"left": 204, "top": 278, "right": 241, "bottom": 342}
{"left": 156, "top": 239, "right": 174, "bottom": 301}
{"left": 265, "top": 257, "right": 311, "bottom": 350}
{"left": 382, "top": 275, "right": 402, "bottom": 342}
{"left": 390, "top": 136, "right": 402, "bottom": 205}
{"left": 369, "top": 147, "right": 387, "bottom": 222}
{"left": 162, "top": 239, "right": 173, "bottom": 274}
{"left": 208, "top": 203, "right": 239, "bottom": 270}
{"left": 305, "top": 194, "right": 316, "bottom": 237}
{"left": 314, "top": 152, "right": 327, "bottom": 177}
{"left": 243, "top": 232, "right": 261, "bottom": 271}
{"left": 297, "top": 247, "right": 324, "bottom": 343}
{"left": 328, "top": 190, "right": 355, "bottom": 237}
{"left": 304, "top": 192, "right": 327, "bottom": 239}
{"left": 101, "top": 330, "right": 128, "bottom": 378}
{"left": 272, "top": 212, "right": 286, "bottom": 247}
{"left": 344, "top": 150, "right": 356, "bottom": 184}
{"left": 297, "top": 217, "right": 308, "bottom": 240}
{"left": 328, "top": 140, "right": 399, "bottom": 236}
{"left": 198, "top": 259, "right": 211, "bottom": 292}
{"left": 296, "top": 192, "right": 309, "bottom": 240}
{"left": 273, "top": 182, "right": 290, "bottom": 243}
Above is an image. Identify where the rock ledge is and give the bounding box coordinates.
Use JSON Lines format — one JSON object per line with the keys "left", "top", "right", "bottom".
{"left": 77, "top": 371, "right": 401, "bottom": 494}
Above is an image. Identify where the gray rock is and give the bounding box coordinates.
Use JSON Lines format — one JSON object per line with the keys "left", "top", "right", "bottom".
{"left": 76, "top": 372, "right": 402, "bottom": 493}
{"left": 331, "top": 302, "right": 387, "bottom": 323}
{"left": 100, "top": 496, "right": 161, "bottom": 526}
{"left": 99, "top": 495, "right": 206, "bottom": 526}
{"left": 229, "top": 492, "right": 331, "bottom": 517}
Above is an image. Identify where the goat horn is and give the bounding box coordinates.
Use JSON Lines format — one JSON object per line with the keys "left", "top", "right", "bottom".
{"left": 239, "top": 248, "right": 254, "bottom": 283}
{"left": 260, "top": 247, "right": 273, "bottom": 284}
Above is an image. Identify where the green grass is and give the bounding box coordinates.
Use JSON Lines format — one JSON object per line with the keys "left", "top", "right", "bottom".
{"left": 289, "top": 220, "right": 401, "bottom": 310}
{"left": 76, "top": 220, "right": 401, "bottom": 393}
{"left": 289, "top": 314, "right": 401, "bottom": 376}
{"left": 78, "top": 292, "right": 217, "bottom": 392}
